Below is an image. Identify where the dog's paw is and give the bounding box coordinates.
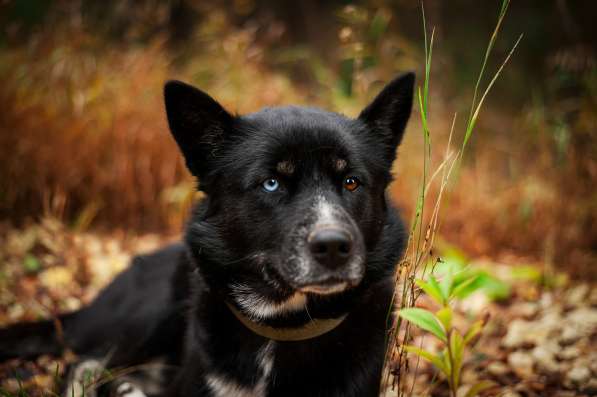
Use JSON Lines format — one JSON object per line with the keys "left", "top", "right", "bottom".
{"left": 63, "top": 359, "right": 104, "bottom": 397}
{"left": 115, "top": 382, "right": 147, "bottom": 397}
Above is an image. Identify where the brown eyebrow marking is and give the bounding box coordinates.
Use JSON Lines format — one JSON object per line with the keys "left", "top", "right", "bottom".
{"left": 276, "top": 160, "right": 295, "bottom": 175}
{"left": 334, "top": 158, "right": 347, "bottom": 172}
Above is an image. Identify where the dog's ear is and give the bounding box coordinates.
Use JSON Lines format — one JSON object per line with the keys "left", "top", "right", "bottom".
{"left": 358, "top": 72, "right": 415, "bottom": 164}
{"left": 164, "top": 80, "right": 233, "bottom": 177}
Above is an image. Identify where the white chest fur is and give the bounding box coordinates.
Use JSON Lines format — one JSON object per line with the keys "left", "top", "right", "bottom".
{"left": 205, "top": 340, "right": 275, "bottom": 397}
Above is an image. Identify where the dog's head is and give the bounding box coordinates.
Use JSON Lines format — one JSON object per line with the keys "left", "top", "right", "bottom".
{"left": 164, "top": 74, "right": 413, "bottom": 321}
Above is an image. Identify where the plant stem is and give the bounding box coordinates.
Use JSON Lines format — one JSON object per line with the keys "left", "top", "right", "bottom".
{"left": 445, "top": 328, "right": 457, "bottom": 397}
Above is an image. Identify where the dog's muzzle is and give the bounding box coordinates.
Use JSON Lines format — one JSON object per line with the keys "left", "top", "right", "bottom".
{"left": 276, "top": 196, "right": 366, "bottom": 295}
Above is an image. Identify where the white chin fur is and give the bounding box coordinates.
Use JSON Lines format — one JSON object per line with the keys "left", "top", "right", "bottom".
{"left": 229, "top": 282, "right": 307, "bottom": 320}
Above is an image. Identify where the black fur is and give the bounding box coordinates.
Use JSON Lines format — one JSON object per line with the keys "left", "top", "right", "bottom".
{"left": 0, "top": 73, "right": 414, "bottom": 396}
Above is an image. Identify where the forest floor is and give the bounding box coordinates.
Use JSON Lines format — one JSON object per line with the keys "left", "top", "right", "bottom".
{"left": 0, "top": 218, "right": 595, "bottom": 396}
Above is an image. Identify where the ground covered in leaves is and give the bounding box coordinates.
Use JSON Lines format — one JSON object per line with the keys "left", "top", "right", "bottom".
{"left": 0, "top": 219, "right": 595, "bottom": 396}
{"left": 390, "top": 273, "right": 597, "bottom": 396}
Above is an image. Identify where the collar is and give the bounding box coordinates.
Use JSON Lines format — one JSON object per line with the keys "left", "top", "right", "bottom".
{"left": 225, "top": 302, "right": 348, "bottom": 341}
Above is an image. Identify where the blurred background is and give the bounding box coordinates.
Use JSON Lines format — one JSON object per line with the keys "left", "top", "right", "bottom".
{"left": 0, "top": 0, "right": 595, "bottom": 284}
{"left": 0, "top": 1, "right": 596, "bottom": 394}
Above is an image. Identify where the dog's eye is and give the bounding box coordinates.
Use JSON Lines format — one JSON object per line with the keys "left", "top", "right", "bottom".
{"left": 343, "top": 177, "right": 360, "bottom": 192}
{"left": 262, "top": 178, "right": 280, "bottom": 192}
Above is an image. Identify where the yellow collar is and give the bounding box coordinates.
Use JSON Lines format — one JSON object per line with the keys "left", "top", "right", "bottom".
{"left": 225, "top": 302, "right": 347, "bottom": 341}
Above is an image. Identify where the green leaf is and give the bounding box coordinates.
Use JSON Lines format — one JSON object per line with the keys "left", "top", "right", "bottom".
{"left": 463, "top": 380, "right": 497, "bottom": 397}
{"left": 452, "top": 274, "right": 481, "bottom": 299}
{"left": 442, "top": 246, "right": 469, "bottom": 268}
{"left": 452, "top": 270, "right": 511, "bottom": 301}
{"left": 476, "top": 273, "right": 511, "bottom": 301}
{"left": 463, "top": 320, "right": 484, "bottom": 346}
{"left": 23, "top": 254, "right": 41, "bottom": 273}
{"left": 452, "top": 267, "right": 477, "bottom": 285}
{"left": 415, "top": 278, "right": 444, "bottom": 305}
{"left": 440, "top": 266, "right": 454, "bottom": 300}
{"left": 403, "top": 345, "right": 447, "bottom": 376}
{"left": 433, "top": 259, "right": 465, "bottom": 281}
{"left": 399, "top": 308, "right": 447, "bottom": 342}
{"left": 436, "top": 306, "right": 453, "bottom": 331}
{"left": 428, "top": 275, "right": 444, "bottom": 303}
{"left": 509, "top": 265, "right": 542, "bottom": 283}
{"left": 442, "top": 348, "right": 452, "bottom": 380}
{"left": 450, "top": 331, "right": 465, "bottom": 389}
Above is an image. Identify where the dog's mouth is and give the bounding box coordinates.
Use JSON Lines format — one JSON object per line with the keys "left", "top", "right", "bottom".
{"left": 298, "top": 281, "right": 349, "bottom": 295}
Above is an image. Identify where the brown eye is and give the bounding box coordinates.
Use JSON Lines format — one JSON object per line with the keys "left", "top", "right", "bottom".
{"left": 343, "top": 177, "right": 360, "bottom": 192}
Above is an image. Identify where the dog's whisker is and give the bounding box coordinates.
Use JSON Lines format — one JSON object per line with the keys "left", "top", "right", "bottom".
{"left": 304, "top": 302, "right": 313, "bottom": 322}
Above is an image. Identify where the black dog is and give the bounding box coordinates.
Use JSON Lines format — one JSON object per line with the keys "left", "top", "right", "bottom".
{"left": 0, "top": 72, "right": 414, "bottom": 396}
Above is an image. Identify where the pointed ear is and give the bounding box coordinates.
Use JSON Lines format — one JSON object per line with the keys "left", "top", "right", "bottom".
{"left": 358, "top": 72, "right": 415, "bottom": 163}
{"left": 164, "top": 80, "right": 233, "bottom": 177}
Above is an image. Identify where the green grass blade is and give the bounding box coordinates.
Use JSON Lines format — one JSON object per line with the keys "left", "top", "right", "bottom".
{"left": 423, "top": 28, "right": 435, "bottom": 118}
{"left": 467, "top": 0, "right": 511, "bottom": 128}
{"left": 418, "top": 87, "right": 430, "bottom": 144}
{"left": 462, "top": 33, "right": 523, "bottom": 150}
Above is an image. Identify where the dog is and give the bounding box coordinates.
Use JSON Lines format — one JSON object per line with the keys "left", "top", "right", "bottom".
{"left": 0, "top": 72, "right": 414, "bottom": 396}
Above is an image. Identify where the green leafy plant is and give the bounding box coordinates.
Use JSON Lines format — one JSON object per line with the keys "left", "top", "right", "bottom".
{"left": 399, "top": 266, "right": 494, "bottom": 397}
{"left": 382, "top": 1, "right": 522, "bottom": 394}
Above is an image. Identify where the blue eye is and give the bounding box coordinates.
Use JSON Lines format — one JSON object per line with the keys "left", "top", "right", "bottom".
{"left": 262, "top": 178, "right": 280, "bottom": 192}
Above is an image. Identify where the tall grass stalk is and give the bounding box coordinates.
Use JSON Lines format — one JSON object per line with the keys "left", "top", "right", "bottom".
{"left": 382, "top": 1, "right": 520, "bottom": 395}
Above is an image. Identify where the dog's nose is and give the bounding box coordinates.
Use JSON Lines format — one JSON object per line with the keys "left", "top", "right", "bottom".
{"left": 308, "top": 228, "right": 353, "bottom": 268}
